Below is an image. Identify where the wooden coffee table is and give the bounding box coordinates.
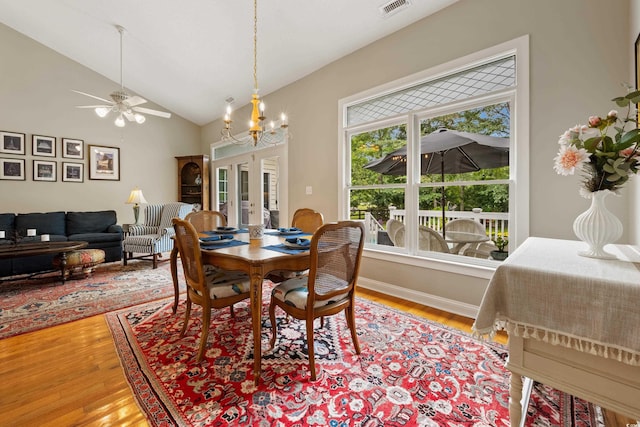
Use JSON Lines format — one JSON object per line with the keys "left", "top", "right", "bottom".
{"left": 0, "top": 241, "right": 88, "bottom": 282}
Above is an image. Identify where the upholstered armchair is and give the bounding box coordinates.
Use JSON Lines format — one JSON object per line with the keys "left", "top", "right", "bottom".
{"left": 123, "top": 202, "right": 194, "bottom": 268}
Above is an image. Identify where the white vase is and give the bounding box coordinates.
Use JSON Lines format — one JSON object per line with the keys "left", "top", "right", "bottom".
{"left": 572, "top": 189, "right": 623, "bottom": 260}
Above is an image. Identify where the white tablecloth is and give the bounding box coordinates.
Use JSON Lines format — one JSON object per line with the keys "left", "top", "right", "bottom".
{"left": 473, "top": 237, "right": 640, "bottom": 366}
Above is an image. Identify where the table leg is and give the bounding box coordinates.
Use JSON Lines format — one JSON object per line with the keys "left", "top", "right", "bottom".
{"left": 249, "top": 266, "right": 264, "bottom": 385}
{"left": 170, "top": 247, "right": 179, "bottom": 313}
{"left": 60, "top": 251, "right": 68, "bottom": 283}
{"left": 510, "top": 373, "right": 533, "bottom": 427}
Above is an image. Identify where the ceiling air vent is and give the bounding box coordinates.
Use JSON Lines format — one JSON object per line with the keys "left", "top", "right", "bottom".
{"left": 379, "top": 0, "right": 411, "bottom": 18}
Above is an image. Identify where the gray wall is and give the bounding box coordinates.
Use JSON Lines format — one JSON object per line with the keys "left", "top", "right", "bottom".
{"left": 203, "top": 0, "right": 636, "bottom": 309}
{"left": 0, "top": 23, "right": 201, "bottom": 224}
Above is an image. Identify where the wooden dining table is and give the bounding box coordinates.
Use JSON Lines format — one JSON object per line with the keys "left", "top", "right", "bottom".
{"left": 170, "top": 230, "right": 311, "bottom": 385}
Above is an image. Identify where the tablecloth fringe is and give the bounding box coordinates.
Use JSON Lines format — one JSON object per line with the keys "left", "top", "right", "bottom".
{"left": 472, "top": 319, "right": 640, "bottom": 366}
{"left": 510, "top": 322, "right": 640, "bottom": 366}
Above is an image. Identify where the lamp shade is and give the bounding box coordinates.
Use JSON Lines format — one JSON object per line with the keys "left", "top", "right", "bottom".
{"left": 126, "top": 188, "right": 148, "bottom": 205}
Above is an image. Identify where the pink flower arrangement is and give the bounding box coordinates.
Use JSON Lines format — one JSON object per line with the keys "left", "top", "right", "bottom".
{"left": 554, "top": 91, "right": 640, "bottom": 196}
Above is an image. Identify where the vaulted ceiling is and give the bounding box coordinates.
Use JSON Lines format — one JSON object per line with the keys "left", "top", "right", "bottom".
{"left": 0, "top": 0, "right": 458, "bottom": 125}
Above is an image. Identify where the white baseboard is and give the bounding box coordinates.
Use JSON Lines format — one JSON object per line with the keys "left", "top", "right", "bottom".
{"left": 357, "top": 276, "right": 480, "bottom": 319}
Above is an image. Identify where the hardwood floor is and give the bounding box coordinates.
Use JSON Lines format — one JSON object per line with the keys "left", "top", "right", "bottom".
{"left": 0, "top": 288, "right": 634, "bottom": 426}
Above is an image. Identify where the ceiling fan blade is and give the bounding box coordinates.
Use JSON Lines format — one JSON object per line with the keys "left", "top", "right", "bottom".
{"left": 72, "top": 89, "right": 112, "bottom": 104}
{"left": 76, "top": 105, "right": 112, "bottom": 109}
{"left": 133, "top": 106, "right": 172, "bottom": 119}
{"left": 123, "top": 111, "right": 136, "bottom": 121}
{"left": 123, "top": 95, "right": 147, "bottom": 107}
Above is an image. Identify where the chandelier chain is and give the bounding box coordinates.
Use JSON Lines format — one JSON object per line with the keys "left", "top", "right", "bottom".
{"left": 253, "top": 0, "right": 258, "bottom": 92}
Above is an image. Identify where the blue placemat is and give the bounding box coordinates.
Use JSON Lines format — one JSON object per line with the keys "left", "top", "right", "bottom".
{"left": 200, "top": 240, "right": 249, "bottom": 250}
{"left": 264, "top": 230, "right": 312, "bottom": 236}
{"left": 262, "top": 244, "right": 310, "bottom": 254}
{"left": 203, "top": 228, "right": 249, "bottom": 235}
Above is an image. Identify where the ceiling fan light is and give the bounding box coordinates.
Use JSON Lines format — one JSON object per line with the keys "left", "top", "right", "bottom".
{"left": 115, "top": 115, "right": 126, "bottom": 127}
{"left": 95, "top": 107, "right": 109, "bottom": 118}
{"left": 134, "top": 113, "right": 146, "bottom": 124}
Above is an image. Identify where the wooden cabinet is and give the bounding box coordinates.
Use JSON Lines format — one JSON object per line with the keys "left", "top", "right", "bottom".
{"left": 176, "top": 155, "right": 209, "bottom": 210}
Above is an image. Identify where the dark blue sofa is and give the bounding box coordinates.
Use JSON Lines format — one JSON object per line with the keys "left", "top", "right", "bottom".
{"left": 0, "top": 210, "right": 123, "bottom": 277}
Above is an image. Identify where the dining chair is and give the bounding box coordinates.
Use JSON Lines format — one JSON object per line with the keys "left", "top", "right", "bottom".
{"left": 291, "top": 208, "right": 324, "bottom": 233}
{"left": 185, "top": 210, "right": 227, "bottom": 231}
{"left": 267, "top": 208, "right": 325, "bottom": 283}
{"left": 444, "top": 218, "right": 494, "bottom": 255}
{"left": 172, "top": 218, "right": 251, "bottom": 363}
{"left": 269, "top": 221, "right": 365, "bottom": 380}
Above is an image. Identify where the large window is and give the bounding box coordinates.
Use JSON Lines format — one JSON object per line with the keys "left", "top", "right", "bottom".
{"left": 340, "top": 37, "right": 529, "bottom": 270}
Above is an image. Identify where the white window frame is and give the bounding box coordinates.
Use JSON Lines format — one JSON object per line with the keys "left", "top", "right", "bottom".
{"left": 338, "top": 35, "right": 529, "bottom": 278}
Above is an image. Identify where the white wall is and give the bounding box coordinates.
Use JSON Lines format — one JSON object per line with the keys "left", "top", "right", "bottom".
{"left": 0, "top": 23, "right": 201, "bottom": 224}
{"left": 203, "top": 0, "right": 632, "bottom": 310}
{"left": 630, "top": 1, "right": 640, "bottom": 246}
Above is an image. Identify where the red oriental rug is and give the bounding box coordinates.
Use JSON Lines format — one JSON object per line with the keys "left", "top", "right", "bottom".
{"left": 106, "top": 296, "right": 603, "bottom": 426}
{"left": 0, "top": 260, "right": 179, "bottom": 339}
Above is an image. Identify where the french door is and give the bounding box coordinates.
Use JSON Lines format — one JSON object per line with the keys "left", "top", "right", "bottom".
{"left": 211, "top": 142, "right": 288, "bottom": 229}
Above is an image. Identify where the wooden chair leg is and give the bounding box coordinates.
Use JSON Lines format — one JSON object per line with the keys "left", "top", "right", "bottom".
{"left": 345, "top": 305, "right": 361, "bottom": 354}
{"left": 229, "top": 304, "right": 235, "bottom": 318}
{"left": 196, "top": 308, "right": 212, "bottom": 363}
{"left": 269, "top": 301, "right": 278, "bottom": 349}
{"left": 306, "top": 317, "right": 317, "bottom": 381}
{"left": 152, "top": 253, "right": 158, "bottom": 269}
{"left": 180, "top": 298, "right": 192, "bottom": 338}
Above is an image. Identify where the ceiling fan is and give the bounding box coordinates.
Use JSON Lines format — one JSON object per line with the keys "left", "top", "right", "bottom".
{"left": 73, "top": 25, "right": 171, "bottom": 127}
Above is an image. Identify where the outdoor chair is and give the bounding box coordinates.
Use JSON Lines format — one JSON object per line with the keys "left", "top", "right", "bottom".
{"left": 172, "top": 218, "right": 251, "bottom": 363}
{"left": 269, "top": 221, "right": 365, "bottom": 381}
{"left": 418, "top": 225, "right": 450, "bottom": 253}
{"left": 444, "top": 218, "right": 494, "bottom": 256}
{"left": 386, "top": 218, "right": 404, "bottom": 247}
{"left": 123, "top": 202, "right": 194, "bottom": 268}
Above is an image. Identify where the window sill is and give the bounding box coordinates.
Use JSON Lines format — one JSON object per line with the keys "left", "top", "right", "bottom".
{"left": 363, "top": 246, "right": 498, "bottom": 280}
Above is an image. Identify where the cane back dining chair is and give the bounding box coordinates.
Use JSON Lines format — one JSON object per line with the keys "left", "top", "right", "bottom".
{"left": 291, "top": 208, "right": 324, "bottom": 234}
{"left": 267, "top": 208, "right": 325, "bottom": 283}
{"left": 418, "top": 225, "right": 451, "bottom": 253}
{"left": 269, "top": 221, "right": 365, "bottom": 380}
{"left": 185, "top": 210, "right": 227, "bottom": 231}
{"left": 172, "top": 218, "right": 251, "bottom": 363}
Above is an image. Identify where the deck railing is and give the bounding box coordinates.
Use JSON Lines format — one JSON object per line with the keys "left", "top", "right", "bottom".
{"left": 360, "top": 208, "right": 509, "bottom": 243}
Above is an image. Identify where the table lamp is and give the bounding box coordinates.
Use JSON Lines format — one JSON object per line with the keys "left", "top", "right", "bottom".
{"left": 126, "top": 187, "right": 148, "bottom": 225}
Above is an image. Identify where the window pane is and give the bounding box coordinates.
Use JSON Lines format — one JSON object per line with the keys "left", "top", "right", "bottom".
{"left": 346, "top": 56, "right": 515, "bottom": 127}
{"left": 351, "top": 125, "right": 407, "bottom": 185}
{"left": 350, "top": 188, "right": 404, "bottom": 246}
{"left": 417, "top": 184, "right": 509, "bottom": 258}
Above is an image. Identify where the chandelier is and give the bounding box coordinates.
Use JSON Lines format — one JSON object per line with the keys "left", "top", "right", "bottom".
{"left": 221, "top": 0, "right": 288, "bottom": 146}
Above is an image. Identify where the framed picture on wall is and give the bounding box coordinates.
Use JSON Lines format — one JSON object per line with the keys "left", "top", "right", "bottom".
{"left": 88, "top": 144, "right": 120, "bottom": 181}
{"left": 33, "top": 160, "right": 57, "bottom": 182}
{"left": 0, "top": 131, "right": 25, "bottom": 155}
{"left": 0, "top": 158, "right": 25, "bottom": 180}
{"left": 62, "top": 138, "right": 84, "bottom": 159}
{"left": 32, "top": 135, "right": 56, "bottom": 157}
{"left": 62, "top": 162, "right": 84, "bottom": 182}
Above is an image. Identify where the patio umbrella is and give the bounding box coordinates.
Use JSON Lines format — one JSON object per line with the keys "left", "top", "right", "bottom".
{"left": 364, "top": 128, "right": 509, "bottom": 237}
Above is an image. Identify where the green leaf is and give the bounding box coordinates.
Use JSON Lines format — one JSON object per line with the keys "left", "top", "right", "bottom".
{"left": 582, "top": 136, "right": 601, "bottom": 151}
{"left": 605, "top": 173, "right": 621, "bottom": 182}
{"left": 614, "top": 97, "right": 630, "bottom": 107}
{"left": 620, "top": 128, "right": 640, "bottom": 146}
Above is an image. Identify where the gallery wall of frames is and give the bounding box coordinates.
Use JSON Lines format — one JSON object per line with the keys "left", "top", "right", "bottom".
{"left": 0, "top": 130, "right": 120, "bottom": 183}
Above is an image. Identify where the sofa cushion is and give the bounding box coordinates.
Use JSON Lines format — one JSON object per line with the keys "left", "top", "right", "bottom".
{"left": 15, "top": 212, "right": 66, "bottom": 237}
{"left": 0, "top": 213, "right": 15, "bottom": 238}
{"left": 67, "top": 232, "right": 122, "bottom": 244}
{"left": 66, "top": 210, "right": 117, "bottom": 235}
